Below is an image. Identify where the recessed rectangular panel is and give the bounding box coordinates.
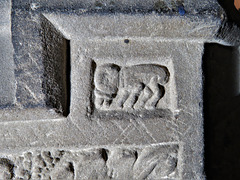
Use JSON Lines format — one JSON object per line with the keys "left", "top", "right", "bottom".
{"left": 0, "top": 143, "right": 180, "bottom": 179}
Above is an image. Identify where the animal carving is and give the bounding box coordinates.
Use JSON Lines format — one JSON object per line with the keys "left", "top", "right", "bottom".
{"left": 94, "top": 63, "right": 170, "bottom": 110}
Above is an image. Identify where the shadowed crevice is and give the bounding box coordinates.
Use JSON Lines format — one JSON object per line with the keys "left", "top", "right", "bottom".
{"left": 203, "top": 43, "right": 240, "bottom": 179}
{"left": 101, "top": 148, "right": 108, "bottom": 162}
{"left": 41, "top": 15, "right": 71, "bottom": 117}
{"left": 218, "top": 0, "right": 240, "bottom": 27}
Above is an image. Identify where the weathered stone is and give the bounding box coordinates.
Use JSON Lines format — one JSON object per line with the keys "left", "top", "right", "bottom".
{"left": 0, "top": 0, "right": 239, "bottom": 179}
{"left": 1, "top": 145, "right": 179, "bottom": 179}
{"left": 0, "top": 0, "right": 16, "bottom": 107}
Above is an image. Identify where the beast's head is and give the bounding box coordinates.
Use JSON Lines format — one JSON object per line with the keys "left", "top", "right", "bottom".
{"left": 94, "top": 64, "right": 121, "bottom": 95}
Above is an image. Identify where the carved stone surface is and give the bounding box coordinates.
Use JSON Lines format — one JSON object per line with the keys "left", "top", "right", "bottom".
{"left": 0, "top": 0, "right": 15, "bottom": 107}
{"left": 0, "top": 0, "right": 239, "bottom": 179}
{"left": 94, "top": 63, "right": 169, "bottom": 111}
{"left": 0, "top": 144, "right": 179, "bottom": 179}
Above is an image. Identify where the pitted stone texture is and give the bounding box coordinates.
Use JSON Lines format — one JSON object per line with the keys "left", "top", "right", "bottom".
{"left": 12, "top": 10, "right": 45, "bottom": 109}
{"left": 12, "top": 0, "right": 222, "bottom": 15}
{"left": 0, "top": 5, "right": 71, "bottom": 118}
{"left": 44, "top": 13, "right": 222, "bottom": 40}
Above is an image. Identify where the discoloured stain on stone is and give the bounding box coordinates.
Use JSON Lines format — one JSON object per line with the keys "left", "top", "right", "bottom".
{"left": 235, "top": 0, "right": 240, "bottom": 10}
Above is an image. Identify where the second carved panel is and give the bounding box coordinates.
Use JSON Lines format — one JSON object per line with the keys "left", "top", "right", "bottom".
{"left": 91, "top": 57, "right": 177, "bottom": 119}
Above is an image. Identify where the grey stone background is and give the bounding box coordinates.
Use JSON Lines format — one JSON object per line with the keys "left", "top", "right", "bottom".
{"left": 0, "top": 0, "right": 239, "bottom": 179}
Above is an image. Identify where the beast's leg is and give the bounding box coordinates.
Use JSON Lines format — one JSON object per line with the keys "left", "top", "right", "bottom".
{"left": 95, "top": 96, "right": 104, "bottom": 109}
{"left": 133, "top": 86, "right": 153, "bottom": 110}
{"left": 94, "top": 90, "right": 112, "bottom": 110}
{"left": 145, "top": 76, "right": 164, "bottom": 110}
{"left": 111, "top": 87, "right": 129, "bottom": 109}
{"left": 123, "top": 83, "right": 144, "bottom": 109}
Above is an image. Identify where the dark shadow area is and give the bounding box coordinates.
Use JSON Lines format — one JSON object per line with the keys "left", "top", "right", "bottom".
{"left": 218, "top": 0, "right": 240, "bottom": 27}
{"left": 101, "top": 148, "right": 108, "bottom": 162}
{"left": 65, "top": 39, "right": 71, "bottom": 117}
{"left": 203, "top": 43, "right": 240, "bottom": 179}
{"left": 41, "top": 15, "right": 71, "bottom": 117}
{"left": 87, "top": 60, "right": 96, "bottom": 117}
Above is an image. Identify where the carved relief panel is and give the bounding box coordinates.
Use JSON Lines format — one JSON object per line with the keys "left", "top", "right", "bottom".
{"left": 0, "top": 6, "right": 222, "bottom": 178}
{"left": 0, "top": 144, "right": 179, "bottom": 179}
{"left": 89, "top": 56, "right": 177, "bottom": 119}
{"left": 94, "top": 63, "right": 170, "bottom": 111}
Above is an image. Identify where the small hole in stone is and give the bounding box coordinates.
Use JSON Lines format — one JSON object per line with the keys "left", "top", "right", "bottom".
{"left": 101, "top": 148, "right": 108, "bottom": 162}
{"left": 124, "top": 39, "right": 130, "bottom": 44}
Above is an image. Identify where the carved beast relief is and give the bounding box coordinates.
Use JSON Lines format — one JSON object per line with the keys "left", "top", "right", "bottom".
{"left": 94, "top": 63, "right": 170, "bottom": 111}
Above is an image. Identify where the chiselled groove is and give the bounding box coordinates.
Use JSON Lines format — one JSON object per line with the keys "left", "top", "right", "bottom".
{"left": 1, "top": 144, "right": 179, "bottom": 179}
{"left": 88, "top": 60, "right": 97, "bottom": 116}
{"left": 94, "top": 63, "right": 170, "bottom": 111}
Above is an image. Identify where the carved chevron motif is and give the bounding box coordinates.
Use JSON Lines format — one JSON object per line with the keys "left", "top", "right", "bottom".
{"left": 94, "top": 63, "right": 170, "bottom": 111}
